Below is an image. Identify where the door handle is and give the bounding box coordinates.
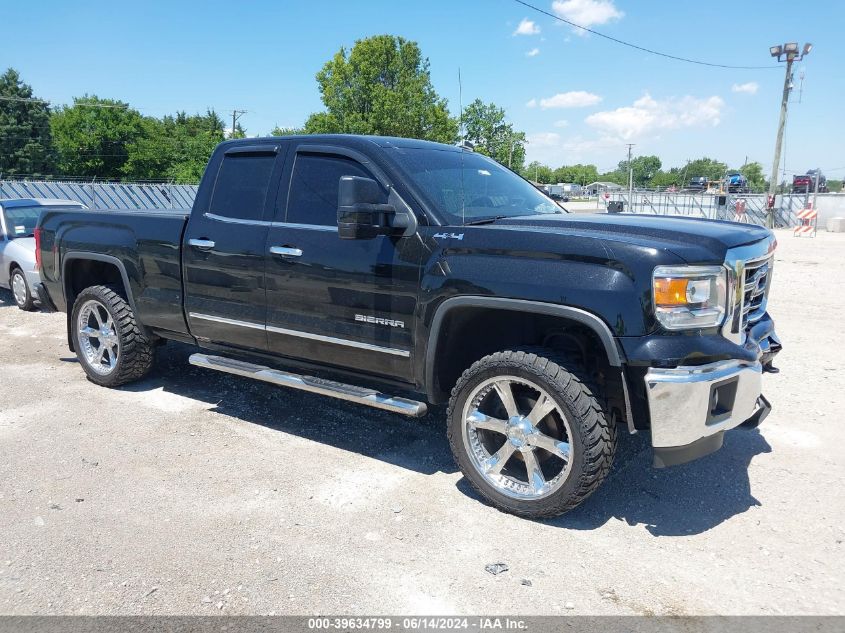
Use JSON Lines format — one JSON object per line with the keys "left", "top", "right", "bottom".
{"left": 269, "top": 246, "right": 303, "bottom": 257}
{"left": 188, "top": 238, "right": 215, "bottom": 250}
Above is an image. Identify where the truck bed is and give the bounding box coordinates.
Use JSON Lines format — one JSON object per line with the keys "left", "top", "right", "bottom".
{"left": 37, "top": 207, "right": 191, "bottom": 339}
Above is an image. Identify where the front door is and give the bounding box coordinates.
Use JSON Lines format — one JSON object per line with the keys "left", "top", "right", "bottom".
{"left": 264, "top": 147, "right": 422, "bottom": 382}
{"left": 182, "top": 144, "right": 284, "bottom": 351}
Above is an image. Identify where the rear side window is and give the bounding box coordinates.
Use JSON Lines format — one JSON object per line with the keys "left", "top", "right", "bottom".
{"left": 286, "top": 154, "right": 374, "bottom": 226}
{"left": 209, "top": 154, "right": 276, "bottom": 221}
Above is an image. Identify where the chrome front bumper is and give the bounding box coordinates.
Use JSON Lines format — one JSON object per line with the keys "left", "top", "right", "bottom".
{"left": 645, "top": 359, "right": 769, "bottom": 467}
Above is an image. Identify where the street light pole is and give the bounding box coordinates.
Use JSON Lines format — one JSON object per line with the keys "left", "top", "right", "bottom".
{"left": 766, "top": 42, "right": 812, "bottom": 228}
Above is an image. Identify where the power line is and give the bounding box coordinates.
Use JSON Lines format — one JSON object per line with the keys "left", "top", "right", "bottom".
{"left": 512, "top": 0, "right": 781, "bottom": 70}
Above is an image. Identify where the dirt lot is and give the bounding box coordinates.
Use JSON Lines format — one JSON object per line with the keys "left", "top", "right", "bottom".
{"left": 0, "top": 229, "right": 843, "bottom": 616}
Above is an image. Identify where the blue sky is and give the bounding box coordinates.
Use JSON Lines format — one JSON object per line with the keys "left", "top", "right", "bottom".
{"left": 4, "top": 0, "right": 844, "bottom": 179}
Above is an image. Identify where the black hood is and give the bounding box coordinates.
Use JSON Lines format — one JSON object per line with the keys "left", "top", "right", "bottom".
{"left": 492, "top": 213, "right": 772, "bottom": 263}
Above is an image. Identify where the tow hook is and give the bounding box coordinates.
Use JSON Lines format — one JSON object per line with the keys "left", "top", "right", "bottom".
{"left": 740, "top": 395, "right": 771, "bottom": 429}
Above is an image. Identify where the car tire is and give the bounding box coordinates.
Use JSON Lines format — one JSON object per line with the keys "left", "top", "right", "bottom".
{"left": 447, "top": 348, "right": 616, "bottom": 518}
{"left": 10, "top": 267, "right": 36, "bottom": 311}
{"left": 71, "top": 285, "right": 155, "bottom": 387}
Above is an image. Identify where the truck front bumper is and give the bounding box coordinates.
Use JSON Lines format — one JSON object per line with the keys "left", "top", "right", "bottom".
{"left": 646, "top": 359, "right": 771, "bottom": 467}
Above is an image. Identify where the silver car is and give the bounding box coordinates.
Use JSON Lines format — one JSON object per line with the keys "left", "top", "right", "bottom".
{"left": 0, "top": 198, "right": 87, "bottom": 310}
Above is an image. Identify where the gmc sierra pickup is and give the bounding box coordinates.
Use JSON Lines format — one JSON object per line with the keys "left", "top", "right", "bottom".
{"left": 35, "top": 135, "right": 781, "bottom": 518}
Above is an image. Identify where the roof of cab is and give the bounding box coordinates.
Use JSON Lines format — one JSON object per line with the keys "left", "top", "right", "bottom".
{"left": 219, "top": 134, "right": 463, "bottom": 153}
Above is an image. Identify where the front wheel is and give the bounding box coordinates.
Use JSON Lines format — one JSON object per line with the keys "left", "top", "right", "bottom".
{"left": 447, "top": 349, "right": 616, "bottom": 518}
{"left": 10, "top": 267, "right": 35, "bottom": 311}
{"left": 71, "top": 285, "right": 155, "bottom": 387}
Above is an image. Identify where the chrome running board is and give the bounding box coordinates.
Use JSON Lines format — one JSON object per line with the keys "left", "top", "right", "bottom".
{"left": 189, "top": 353, "right": 427, "bottom": 418}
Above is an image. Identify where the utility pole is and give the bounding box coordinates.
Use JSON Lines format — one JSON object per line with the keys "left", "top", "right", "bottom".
{"left": 812, "top": 168, "right": 820, "bottom": 211}
{"left": 625, "top": 143, "right": 635, "bottom": 211}
{"left": 230, "top": 109, "right": 247, "bottom": 138}
{"left": 766, "top": 42, "right": 812, "bottom": 228}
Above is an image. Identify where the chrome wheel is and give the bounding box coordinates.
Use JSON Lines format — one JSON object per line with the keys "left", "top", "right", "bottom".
{"left": 461, "top": 375, "right": 574, "bottom": 501}
{"left": 11, "top": 271, "right": 27, "bottom": 307}
{"left": 77, "top": 299, "right": 119, "bottom": 375}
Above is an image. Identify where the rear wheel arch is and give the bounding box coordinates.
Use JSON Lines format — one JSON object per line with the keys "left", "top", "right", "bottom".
{"left": 62, "top": 253, "right": 148, "bottom": 349}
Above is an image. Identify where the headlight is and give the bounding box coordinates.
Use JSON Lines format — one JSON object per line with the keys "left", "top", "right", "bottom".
{"left": 652, "top": 265, "right": 727, "bottom": 330}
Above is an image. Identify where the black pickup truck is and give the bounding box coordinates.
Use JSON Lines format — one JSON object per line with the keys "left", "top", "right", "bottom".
{"left": 35, "top": 135, "right": 781, "bottom": 518}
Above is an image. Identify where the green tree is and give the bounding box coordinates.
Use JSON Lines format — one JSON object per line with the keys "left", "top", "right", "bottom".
{"left": 522, "top": 161, "right": 553, "bottom": 184}
{"left": 122, "top": 117, "right": 171, "bottom": 181}
{"left": 304, "top": 35, "right": 458, "bottom": 143}
{"left": 684, "top": 157, "right": 728, "bottom": 183}
{"left": 270, "top": 125, "right": 305, "bottom": 136}
{"left": 738, "top": 161, "right": 766, "bottom": 192}
{"left": 51, "top": 96, "right": 144, "bottom": 179}
{"left": 552, "top": 164, "right": 599, "bottom": 186}
{"left": 618, "top": 155, "right": 661, "bottom": 187}
{"left": 166, "top": 111, "right": 226, "bottom": 183}
{"left": 0, "top": 68, "right": 55, "bottom": 177}
{"left": 461, "top": 99, "right": 526, "bottom": 170}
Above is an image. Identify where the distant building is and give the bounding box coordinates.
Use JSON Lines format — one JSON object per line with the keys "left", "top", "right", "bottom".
{"left": 585, "top": 181, "right": 623, "bottom": 195}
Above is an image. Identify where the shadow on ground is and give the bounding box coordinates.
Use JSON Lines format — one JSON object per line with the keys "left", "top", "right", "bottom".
{"left": 0, "top": 287, "right": 20, "bottom": 309}
{"left": 120, "top": 341, "right": 771, "bottom": 535}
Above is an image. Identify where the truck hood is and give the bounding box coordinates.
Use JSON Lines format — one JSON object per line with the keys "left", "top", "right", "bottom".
{"left": 493, "top": 213, "right": 771, "bottom": 263}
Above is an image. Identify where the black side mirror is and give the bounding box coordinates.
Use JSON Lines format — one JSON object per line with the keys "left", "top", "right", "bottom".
{"left": 337, "top": 176, "right": 395, "bottom": 240}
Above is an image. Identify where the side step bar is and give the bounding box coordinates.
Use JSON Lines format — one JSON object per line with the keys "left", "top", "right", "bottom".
{"left": 188, "top": 353, "right": 428, "bottom": 418}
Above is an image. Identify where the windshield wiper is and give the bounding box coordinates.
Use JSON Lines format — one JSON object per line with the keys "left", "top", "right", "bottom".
{"left": 463, "top": 215, "right": 509, "bottom": 226}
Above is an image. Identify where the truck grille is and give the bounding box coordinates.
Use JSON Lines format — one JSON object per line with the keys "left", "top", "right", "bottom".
{"left": 741, "top": 258, "right": 772, "bottom": 328}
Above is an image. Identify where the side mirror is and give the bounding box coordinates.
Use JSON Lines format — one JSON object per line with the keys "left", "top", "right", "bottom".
{"left": 337, "top": 176, "right": 395, "bottom": 240}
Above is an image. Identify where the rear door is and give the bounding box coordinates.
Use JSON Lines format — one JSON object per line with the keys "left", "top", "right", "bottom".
{"left": 182, "top": 143, "right": 285, "bottom": 351}
{"left": 263, "top": 145, "right": 423, "bottom": 382}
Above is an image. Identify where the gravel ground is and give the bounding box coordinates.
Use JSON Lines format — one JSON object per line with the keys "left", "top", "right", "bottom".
{"left": 0, "top": 229, "right": 843, "bottom": 616}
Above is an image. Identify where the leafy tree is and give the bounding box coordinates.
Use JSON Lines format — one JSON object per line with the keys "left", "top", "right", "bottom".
{"left": 552, "top": 164, "right": 599, "bottom": 186}
{"left": 737, "top": 161, "right": 766, "bottom": 192}
{"left": 461, "top": 99, "right": 526, "bottom": 170}
{"left": 166, "top": 110, "right": 226, "bottom": 183}
{"left": 0, "top": 68, "right": 55, "bottom": 177}
{"left": 522, "top": 161, "right": 554, "bottom": 184}
{"left": 304, "top": 35, "right": 458, "bottom": 143}
{"left": 51, "top": 96, "right": 144, "bottom": 179}
{"left": 270, "top": 125, "right": 305, "bottom": 136}
{"left": 827, "top": 179, "right": 843, "bottom": 192}
{"left": 122, "top": 109, "right": 225, "bottom": 183}
{"left": 683, "top": 157, "right": 727, "bottom": 183}
{"left": 612, "top": 155, "right": 662, "bottom": 187}
{"left": 122, "top": 117, "right": 171, "bottom": 181}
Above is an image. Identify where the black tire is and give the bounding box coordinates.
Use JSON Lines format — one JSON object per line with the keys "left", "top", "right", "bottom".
{"left": 10, "top": 267, "right": 36, "bottom": 311}
{"left": 70, "top": 285, "right": 155, "bottom": 387}
{"left": 447, "top": 349, "right": 616, "bottom": 518}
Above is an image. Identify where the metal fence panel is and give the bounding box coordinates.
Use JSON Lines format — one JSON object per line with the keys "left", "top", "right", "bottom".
{"left": 0, "top": 180, "right": 198, "bottom": 210}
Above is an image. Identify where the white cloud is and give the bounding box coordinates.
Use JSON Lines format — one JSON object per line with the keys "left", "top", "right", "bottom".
{"left": 513, "top": 18, "right": 540, "bottom": 36}
{"left": 526, "top": 98, "right": 538, "bottom": 108}
{"left": 526, "top": 47, "right": 540, "bottom": 57}
{"left": 585, "top": 93, "right": 725, "bottom": 140}
{"left": 552, "top": 0, "right": 623, "bottom": 34}
{"left": 539, "top": 90, "right": 603, "bottom": 108}
{"left": 553, "top": 119, "right": 569, "bottom": 127}
{"left": 526, "top": 132, "right": 562, "bottom": 148}
{"left": 732, "top": 81, "right": 759, "bottom": 95}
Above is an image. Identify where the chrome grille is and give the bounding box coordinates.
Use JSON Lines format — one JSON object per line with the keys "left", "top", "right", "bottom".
{"left": 741, "top": 257, "right": 771, "bottom": 328}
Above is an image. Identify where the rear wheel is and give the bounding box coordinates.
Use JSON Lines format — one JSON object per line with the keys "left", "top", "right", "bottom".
{"left": 10, "top": 267, "right": 35, "bottom": 311}
{"left": 71, "top": 285, "right": 154, "bottom": 387}
{"left": 447, "top": 349, "right": 616, "bottom": 518}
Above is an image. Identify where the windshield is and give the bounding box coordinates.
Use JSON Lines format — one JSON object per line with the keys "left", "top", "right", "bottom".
{"left": 390, "top": 148, "right": 562, "bottom": 225}
{"left": 2, "top": 207, "right": 41, "bottom": 238}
